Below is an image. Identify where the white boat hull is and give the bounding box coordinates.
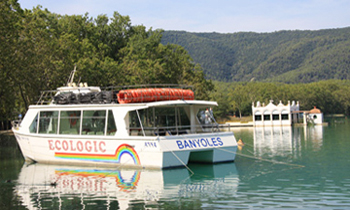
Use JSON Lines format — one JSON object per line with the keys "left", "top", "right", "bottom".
{"left": 13, "top": 130, "right": 237, "bottom": 169}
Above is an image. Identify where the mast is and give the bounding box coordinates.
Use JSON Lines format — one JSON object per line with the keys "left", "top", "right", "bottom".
{"left": 67, "top": 65, "right": 77, "bottom": 86}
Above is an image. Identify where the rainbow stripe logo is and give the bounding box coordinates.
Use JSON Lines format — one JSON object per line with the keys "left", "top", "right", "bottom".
{"left": 55, "top": 144, "right": 141, "bottom": 165}
{"left": 115, "top": 144, "right": 141, "bottom": 165}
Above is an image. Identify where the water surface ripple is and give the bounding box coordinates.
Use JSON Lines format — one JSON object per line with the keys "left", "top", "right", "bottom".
{"left": 1, "top": 118, "right": 350, "bottom": 209}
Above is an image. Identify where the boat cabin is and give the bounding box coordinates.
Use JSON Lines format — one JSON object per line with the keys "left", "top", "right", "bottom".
{"left": 24, "top": 84, "right": 219, "bottom": 138}
{"left": 25, "top": 101, "right": 218, "bottom": 137}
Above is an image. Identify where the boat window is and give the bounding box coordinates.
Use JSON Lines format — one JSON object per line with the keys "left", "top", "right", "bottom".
{"left": 196, "top": 107, "right": 219, "bottom": 132}
{"left": 129, "top": 109, "right": 151, "bottom": 136}
{"left": 38, "top": 111, "right": 59, "bottom": 134}
{"left": 177, "top": 107, "right": 191, "bottom": 131}
{"left": 155, "top": 108, "right": 174, "bottom": 130}
{"left": 107, "top": 110, "right": 117, "bottom": 135}
{"left": 59, "top": 111, "right": 81, "bottom": 135}
{"left": 129, "top": 107, "right": 191, "bottom": 136}
{"left": 154, "top": 108, "right": 175, "bottom": 136}
{"left": 29, "top": 113, "right": 38, "bottom": 133}
{"left": 129, "top": 107, "right": 190, "bottom": 136}
{"left": 155, "top": 107, "right": 190, "bottom": 135}
{"left": 82, "top": 110, "right": 106, "bottom": 135}
{"left": 197, "top": 108, "right": 215, "bottom": 125}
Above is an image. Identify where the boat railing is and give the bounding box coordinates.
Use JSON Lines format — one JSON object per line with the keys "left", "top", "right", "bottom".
{"left": 36, "top": 90, "right": 58, "bottom": 105}
{"left": 35, "top": 84, "right": 194, "bottom": 105}
{"left": 128, "top": 124, "right": 220, "bottom": 137}
{"left": 104, "top": 84, "right": 193, "bottom": 91}
{"left": 11, "top": 119, "right": 21, "bottom": 129}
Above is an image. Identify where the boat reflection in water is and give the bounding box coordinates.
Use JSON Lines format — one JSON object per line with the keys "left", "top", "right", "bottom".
{"left": 15, "top": 163, "right": 238, "bottom": 209}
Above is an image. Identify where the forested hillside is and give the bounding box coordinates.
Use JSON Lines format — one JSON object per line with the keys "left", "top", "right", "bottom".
{"left": 161, "top": 29, "right": 350, "bottom": 83}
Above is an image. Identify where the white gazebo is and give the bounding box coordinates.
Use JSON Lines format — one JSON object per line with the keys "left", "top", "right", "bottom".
{"left": 252, "top": 100, "right": 300, "bottom": 127}
{"left": 305, "top": 106, "right": 324, "bottom": 125}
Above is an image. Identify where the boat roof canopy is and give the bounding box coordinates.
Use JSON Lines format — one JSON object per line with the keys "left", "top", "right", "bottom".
{"left": 144, "top": 100, "right": 218, "bottom": 108}
{"left": 36, "top": 83, "right": 217, "bottom": 108}
{"left": 28, "top": 99, "right": 218, "bottom": 110}
{"left": 57, "top": 86, "right": 101, "bottom": 94}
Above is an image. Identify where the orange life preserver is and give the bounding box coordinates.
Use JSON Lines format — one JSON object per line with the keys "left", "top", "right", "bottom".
{"left": 117, "top": 88, "right": 194, "bottom": 104}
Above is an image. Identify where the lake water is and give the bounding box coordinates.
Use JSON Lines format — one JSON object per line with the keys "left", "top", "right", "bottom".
{"left": 1, "top": 118, "right": 350, "bottom": 209}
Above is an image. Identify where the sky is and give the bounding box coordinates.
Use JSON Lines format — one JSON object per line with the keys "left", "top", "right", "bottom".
{"left": 18, "top": 0, "right": 350, "bottom": 33}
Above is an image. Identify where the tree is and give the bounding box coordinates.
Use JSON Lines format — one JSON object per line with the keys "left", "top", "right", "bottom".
{"left": 0, "top": 3, "right": 214, "bottom": 119}
{"left": 0, "top": 0, "right": 23, "bottom": 118}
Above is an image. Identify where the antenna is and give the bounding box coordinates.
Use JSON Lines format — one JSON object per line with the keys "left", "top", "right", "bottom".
{"left": 67, "top": 65, "right": 77, "bottom": 85}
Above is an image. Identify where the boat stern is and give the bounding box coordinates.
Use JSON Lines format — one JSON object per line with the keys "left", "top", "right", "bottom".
{"left": 158, "top": 132, "right": 237, "bottom": 168}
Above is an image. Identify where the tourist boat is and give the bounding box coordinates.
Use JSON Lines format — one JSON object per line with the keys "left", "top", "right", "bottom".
{"left": 12, "top": 71, "right": 237, "bottom": 169}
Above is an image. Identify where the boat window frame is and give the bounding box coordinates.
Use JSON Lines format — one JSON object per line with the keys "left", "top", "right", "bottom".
{"left": 128, "top": 105, "right": 217, "bottom": 136}
{"left": 38, "top": 111, "right": 59, "bottom": 134}
{"left": 106, "top": 110, "right": 117, "bottom": 135}
{"left": 59, "top": 110, "right": 82, "bottom": 135}
{"left": 196, "top": 107, "right": 219, "bottom": 133}
{"left": 81, "top": 110, "right": 107, "bottom": 135}
{"left": 29, "top": 113, "right": 39, "bottom": 134}
{"left": 29, "top": 109, "right": 117, "bottom": 136}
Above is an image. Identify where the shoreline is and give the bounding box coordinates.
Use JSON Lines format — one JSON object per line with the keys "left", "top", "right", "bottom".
{"left": 0, "top": 130, "right": 13, "bottom": 135}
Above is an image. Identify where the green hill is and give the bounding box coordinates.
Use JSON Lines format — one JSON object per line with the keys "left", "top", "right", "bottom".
{"left": 161, "top": 28, "right": 350, "bottom": 83}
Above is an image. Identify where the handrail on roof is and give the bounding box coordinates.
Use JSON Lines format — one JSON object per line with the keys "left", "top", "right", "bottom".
{"left": 36, "top": 90, "right": 58, "bottom": 105}
{"left": 103, "top": 84, "right": 193, "bottom": 91}
{"left": 35, "top": 84, "right": 194, "bottom": 105}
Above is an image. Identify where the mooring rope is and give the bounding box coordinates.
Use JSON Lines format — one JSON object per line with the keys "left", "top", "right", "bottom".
{"left": 168, "top": 148, "right": 194, "bottom": 175}
{"left": 217, "top": 147, "right": 305, "bottom": 168}
{"left": 65, "top": 139, "right": 304, "bottom": 187}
